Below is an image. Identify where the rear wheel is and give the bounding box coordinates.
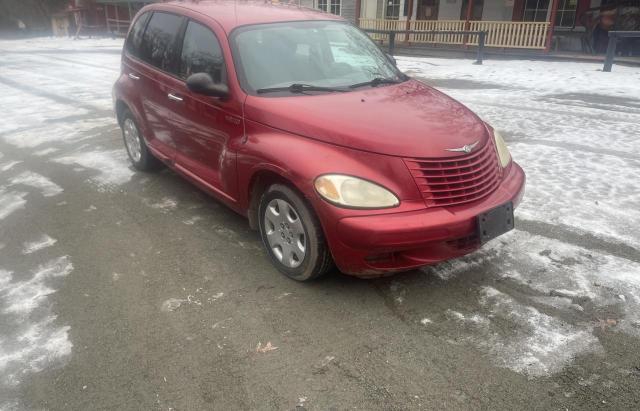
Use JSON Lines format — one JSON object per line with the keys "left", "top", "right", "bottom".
{"left": 258, "top": 184, "right": 333, "bottom": 281}
{"left": 120, "top": 108, "right": 161, "bottom": 171}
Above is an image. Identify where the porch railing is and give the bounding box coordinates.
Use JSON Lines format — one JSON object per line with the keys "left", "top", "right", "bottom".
{"left": 359, "top": 18, "right": 406, "bottom": 40}
{"left": 409, "top": 20, "right": 467, "bottom": 44}
{"left": 468, "top": 21, "right": 549, "bottom": 49}
{"left": 359, "top": 19, "right": 550, "bottom": 50}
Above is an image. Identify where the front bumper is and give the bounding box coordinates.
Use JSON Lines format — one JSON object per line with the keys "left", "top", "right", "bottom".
{"left": 326, "top": 162, "right": 526, "bottom": 277}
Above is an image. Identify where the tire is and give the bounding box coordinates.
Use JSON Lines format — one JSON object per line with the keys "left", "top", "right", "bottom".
{"left": 258, "top": 184, "right": 333, "bottom": 281}
{"left": 120, "top": 108, "right": 161, "bottom": 171}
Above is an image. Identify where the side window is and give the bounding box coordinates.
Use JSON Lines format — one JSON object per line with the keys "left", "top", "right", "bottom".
{"left": 125, "top": 11, "right": 150, "bottom": 58}
{"left": 179, "top": 21, "right": 226, "bottom": 83}
{"left": 139, "top": 12, "right": 184, "bottom": 73}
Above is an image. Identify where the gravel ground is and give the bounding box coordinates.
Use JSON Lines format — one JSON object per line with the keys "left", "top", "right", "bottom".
{"left": 0, "top": 37, "right": 639, "bottom": 410}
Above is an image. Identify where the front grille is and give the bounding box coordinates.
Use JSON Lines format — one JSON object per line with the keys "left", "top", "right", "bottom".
{"left": 404, "top": 140, "right": 501, "bottom": 207}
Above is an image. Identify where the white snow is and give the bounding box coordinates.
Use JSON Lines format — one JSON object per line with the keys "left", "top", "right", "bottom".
{"left": 33, "top": 148, "right": 60, "bottom": 157}
{"left": 53, "top": 149, "right": 134, "bottom": 189}
{"left": 10, "top": 171, "right": 63, "bottom": 197}
{"left": 0, "top": 257, "right": 74, "bottom": 387}
{"left": 477, "top": 286, "right": 601, "bottom": 377}
{"left": 0, "top": 161, "right": 22, "bottom": 172}
{"left": 2, "top": 118, "right": 115, "bottom": 149}
{"left": 0, "top": 189, "right": 27, "bottom": 220}
{"left": 398, "top": 57, "right": 640, "bottom": 97}
{"left": 2, "top": 256, "right": 73, "bottom": 315}
{"left": 22, "top": 234, "right": 57, "bottom": 255}
{"left": 148, "top": 197, "right": 179, "bottom": 213}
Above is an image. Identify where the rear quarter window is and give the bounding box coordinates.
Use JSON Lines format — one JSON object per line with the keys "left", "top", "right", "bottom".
{"left": 139, "top": 12, "right": 184, "bottom": 73}
{"left": 124, "top": 11, "right": 150, "bottom": 58}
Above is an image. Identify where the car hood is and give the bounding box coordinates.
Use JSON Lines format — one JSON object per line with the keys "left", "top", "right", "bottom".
{"left": 243, "top": 79, "right": 490, "bottom": 158}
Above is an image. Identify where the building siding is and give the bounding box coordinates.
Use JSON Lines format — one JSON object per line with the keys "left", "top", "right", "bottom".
{"left": 302, "top": 0, "right": 358, "bottom": 24}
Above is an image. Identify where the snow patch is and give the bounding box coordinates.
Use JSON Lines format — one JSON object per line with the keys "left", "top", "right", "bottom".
{"left": 161, "top": 298, "right": 187, "bottom": 312}
{"left": 33, "top": 147, "right": 60, "bottom": 157}
{"left": 475, "top": 287, "right": 601, "bottom": 377}
{"left": 10, "top": 171, "right": 63, "bottom": 197}
{"left": 1, "top": 256, "right": 73, "bottom": 315}
{"left": 0, "top": 258, "right": 74, "bottom": 387}
{"left": 22, "top": 234, "right": 57, "bottom": 255}
{"left": 53, "top": 149, "right": 134, "bottom": 188}
{"left": 0, "top": 161, "right": 22, "bottom": 172}
{"left": 0, "top": 189, "right": 27, "bottom": 220}
{"left": 149, "top": 197, "right": 178, "bottom": 213}
{"left": 397, "top": 57, "right": 640, "bottom": 97}
{"left": 2, "top": 118, "right": 113, "bottom": 149}
{"left": 0, "top": 315, "right": 72, "bottom": 387}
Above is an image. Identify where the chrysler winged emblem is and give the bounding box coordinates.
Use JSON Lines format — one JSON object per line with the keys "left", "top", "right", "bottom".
{"left": 445, "top": 141, "right": 479, "bottom": 154}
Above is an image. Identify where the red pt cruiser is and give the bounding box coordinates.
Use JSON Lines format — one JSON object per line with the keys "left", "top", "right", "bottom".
{"left": 113, "top": 1, "right": 525, "bottom": 281}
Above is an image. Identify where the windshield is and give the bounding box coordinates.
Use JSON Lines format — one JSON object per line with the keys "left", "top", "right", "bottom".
{"left": 230, "top": 21, "right": 405, "bottom": 94}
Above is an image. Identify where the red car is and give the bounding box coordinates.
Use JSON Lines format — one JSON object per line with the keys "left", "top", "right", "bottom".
{"left": 113, "top": 1, "right": 525, "bottom": 281}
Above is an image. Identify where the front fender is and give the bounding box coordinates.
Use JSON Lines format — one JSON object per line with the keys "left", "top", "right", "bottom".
{"left": 236, "top": 120, "right": 428, "bottom": 249}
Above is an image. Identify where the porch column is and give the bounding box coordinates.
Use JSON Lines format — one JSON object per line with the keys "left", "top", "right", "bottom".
{"left": 355, "top": 0, "right": 362, "bottom": 27}
{"left": 105, "top": 4, "right": 110, "bottom": 33}
{"left": 464, "top": 0, "right": 474, "bottom": 45}
{"left": 544, "top": 0, "right": 560, "bottom": 52}
{"left": 115, "top": 4, "right": 120, "bottom": 34}
{"left": 405, "top": 0, "right": 413, "bottom": 42}
{"left": 465, "top": 0, "right": 474, "bottom": 23}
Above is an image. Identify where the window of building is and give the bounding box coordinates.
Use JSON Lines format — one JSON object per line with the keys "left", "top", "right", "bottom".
{"left": 179, "top": 21, "right": 226, "bottom": 84}
{"left": 317, "top": 0, "right": 341, "bottom": 15}
{"left": 555, "top": 0, "right": 578, "bottom": 27}
{"left": 385, "top": 0, "right": 401, "bottom": 19}
{"left": 523, "top": 0, "right": 550, "bottom": 22}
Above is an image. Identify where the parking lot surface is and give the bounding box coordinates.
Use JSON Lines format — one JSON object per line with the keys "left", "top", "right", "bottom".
{"left": 0, "top": 38, "right": 639, "bottom": 410}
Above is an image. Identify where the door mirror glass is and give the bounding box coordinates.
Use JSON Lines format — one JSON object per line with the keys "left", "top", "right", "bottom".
{"left": 186, "top": 72, "right": 229, "bottom": 98}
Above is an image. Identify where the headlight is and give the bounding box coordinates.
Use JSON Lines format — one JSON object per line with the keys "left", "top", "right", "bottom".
{"left": 493, "top": 130, "right": 512, "bottom": 168}
{"left": 314, "top": 174, "right": 399, "bottom": 209}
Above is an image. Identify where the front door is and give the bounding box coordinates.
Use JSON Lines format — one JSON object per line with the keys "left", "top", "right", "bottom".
{"left": 417, "top": 0, "right": 439, "bottom": 20}
{"left": 460, "top": 0, "right": 485, "bottom": 20}
{"left": 170, "top": 20, "right": 243, "bottom": 201}
{"left": 135, "top": 11, "right": 186, "bottom": 161}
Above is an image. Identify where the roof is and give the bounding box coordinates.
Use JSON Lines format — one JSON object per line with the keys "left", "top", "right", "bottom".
{"left": 153, "top": 0, "right": 344, "bottom": 33}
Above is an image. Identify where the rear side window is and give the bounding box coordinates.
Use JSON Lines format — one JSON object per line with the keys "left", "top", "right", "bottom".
{"left": 179, "top": 21, "right": 226, "bottom": 84}
{"left": 139, "top": 12, "right": 184, "bottom": 73}
{"left": 125, "top": 11, "right": 150, "bottom": 58}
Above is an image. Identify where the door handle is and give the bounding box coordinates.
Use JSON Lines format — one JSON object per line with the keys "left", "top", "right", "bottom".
{"left": 167, "top": 93, "right": 183, "bottom": 102}
{"left": 128, "top": 73, "right": 140, "bottom": 80}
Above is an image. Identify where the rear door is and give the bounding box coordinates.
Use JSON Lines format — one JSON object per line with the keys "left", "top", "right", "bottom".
{"left": 169, "top": 20, "right": 243, "bottom": 200}
{"left": 133, "top": 11, "right": 186, "bottom": 162}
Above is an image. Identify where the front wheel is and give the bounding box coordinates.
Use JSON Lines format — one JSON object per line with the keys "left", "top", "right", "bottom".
{"left": 258, "top": 184, "right": 333, "bottom": 281}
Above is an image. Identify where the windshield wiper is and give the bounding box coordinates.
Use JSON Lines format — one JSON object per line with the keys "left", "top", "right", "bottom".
{"left": 256, "top": 83, "right": 347, "bottom": 94}
{"left": 349, "top": 77, "right": 402, "bottom": 89}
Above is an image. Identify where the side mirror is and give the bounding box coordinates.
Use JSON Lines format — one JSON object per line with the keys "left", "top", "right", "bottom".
{"left": 186, "top": 72, "right": 228, "bottom": 98}
{"left": 386, "top": 53, "right": 397, "bottom": 66}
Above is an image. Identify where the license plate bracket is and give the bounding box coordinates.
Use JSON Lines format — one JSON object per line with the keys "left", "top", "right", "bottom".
{"left": 477, "top": 202, "right": 514, "bottom": 244}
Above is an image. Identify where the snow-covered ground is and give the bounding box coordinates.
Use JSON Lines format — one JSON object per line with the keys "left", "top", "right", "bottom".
{"left": 396, "top": 56, "right": 640, "bottom": 377}
{"left": 0, "top": 37, "right": 124, "bottom": 409}
{"left": 0, "top": 37, "right": 639, "bottom": 407}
